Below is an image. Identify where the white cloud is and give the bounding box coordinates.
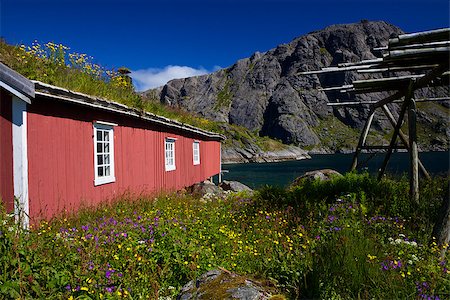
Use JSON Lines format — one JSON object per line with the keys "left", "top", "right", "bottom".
{"left": 130, "top": 65, "right": 221, "bottom": 91}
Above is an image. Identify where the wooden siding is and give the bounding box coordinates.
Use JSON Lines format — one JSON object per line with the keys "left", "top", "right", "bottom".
{"left": 26, "top": 97, "right": 221, "bottom": 221}
{"left": 0, "top": 89, "right": 14, "bottom": 212}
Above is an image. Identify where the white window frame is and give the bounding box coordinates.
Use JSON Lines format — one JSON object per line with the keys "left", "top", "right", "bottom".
{"left": 165, "top": 138, "right": 176, "bottom": 171}
{"left": 93, "top": 122, "right": 116, "bottom": 186}
{"left": 193, "top": 141, "right": 200, "bottom": 165}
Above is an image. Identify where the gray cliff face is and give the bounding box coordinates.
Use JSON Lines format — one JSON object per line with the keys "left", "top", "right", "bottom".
{"left": 147, "top": 21, "right": 449, "bottom": 153}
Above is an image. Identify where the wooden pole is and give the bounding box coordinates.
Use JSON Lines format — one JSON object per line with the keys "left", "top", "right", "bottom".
{"left": 381, "top": 105, "right": 430, "bottom": 179}
{"left": 377, "top": 81, "right": 414, "bottom": 180}
{"left": 408, "top": 98, "right": 420, "bottom": 203}
{"left": 351, "top": 109, "right": 375, "bottom": 171}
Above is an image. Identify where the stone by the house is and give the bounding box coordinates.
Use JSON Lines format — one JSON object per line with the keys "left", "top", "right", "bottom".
{"left": 219, "top": 180, "right": 253, "bottom": 193}
{"left": 187, "top": 180, "right": 222, "bottom": 196}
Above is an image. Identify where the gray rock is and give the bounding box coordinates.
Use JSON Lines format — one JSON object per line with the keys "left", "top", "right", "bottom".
{"left": 177, "top": 269, "right": 282, "bottom": 300}
{"left": 146, "top": 21, "right": 449, "bottom": 153}
{"left": 291, "top": 169, "right": 343, "bottom": 187}
{"left": 187, "top": 180, "right": 222, "bottom": 196}
{"left": 219, "top": 180, "right": 253, "bottom": 193}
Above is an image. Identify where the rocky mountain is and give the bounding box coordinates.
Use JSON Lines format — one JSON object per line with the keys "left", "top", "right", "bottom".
{"left": 145, "top": 20, "right": 449, "bottom": 156}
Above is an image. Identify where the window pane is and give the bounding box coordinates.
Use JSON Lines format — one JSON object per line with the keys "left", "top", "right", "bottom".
{"left": 104, "top": 143, "right": 110, "bottom": 153}
{"left": 104, "top": 154, "right": 110, "bottom": 164}
{"left": 105, "top": 166, "right": 110, "bottom": 176}
{"left": 97, "top": 143, "right": 103, "bottom": 153}
{"left": 104, "top": 131, "right": 109, "bottom": 141}
{"left": 98, "top": 167, "right": 104, "bottom": 177}
{"left": 97, "top": 131, "right": 103, "bottom": 141}
{"left": 97, "top": 155, "right": 103, "bottom": 165}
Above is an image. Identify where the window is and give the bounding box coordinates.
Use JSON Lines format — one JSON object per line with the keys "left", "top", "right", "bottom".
{"left": 165, "top": 138, "right": 176, "bottom": 171}
{"left": 94, "top": 122, "right": 115, "bottom": 185}
{"left": 193, "top": 141, "right": 200, "bottom": 165}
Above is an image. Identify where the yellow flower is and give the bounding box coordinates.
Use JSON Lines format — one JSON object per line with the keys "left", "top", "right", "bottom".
{"left": 367, "top": 254, "right": 377, "bottom": 260}
{"left": 80, "top": 286, "right": 89, "bottom": 291}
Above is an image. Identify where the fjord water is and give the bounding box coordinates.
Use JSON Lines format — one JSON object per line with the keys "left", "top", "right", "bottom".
{"left": 221, "top": 151, "right": 449, "bottom": 189}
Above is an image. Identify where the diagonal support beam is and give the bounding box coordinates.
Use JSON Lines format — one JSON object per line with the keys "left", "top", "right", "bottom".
{"left": 381, "top": 105, "right": 430, "bottom": 179}
{"left": 378, "top": 80, "right": 414, "bottom": 180}
{"left": 351, "top": 109, "right": 376, "bottom": 171}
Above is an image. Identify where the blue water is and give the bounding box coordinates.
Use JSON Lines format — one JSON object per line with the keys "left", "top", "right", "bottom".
{"left": 220, "top": 151, "right": 449, "bottom": 189}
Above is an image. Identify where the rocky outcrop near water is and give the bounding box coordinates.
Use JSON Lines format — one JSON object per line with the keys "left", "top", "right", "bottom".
{"left": 222, "top": 144, "right": 310, "bottom": 164}
{"left": 146, "top": 20, "right": 449, "bottom": 155}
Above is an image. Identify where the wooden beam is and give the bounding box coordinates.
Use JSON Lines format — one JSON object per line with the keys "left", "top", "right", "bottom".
{"left": 378, "top": 81, "right": 413, "bottom": 180}
{"left": 381, "top": 105, "right": 430, "bottom": 179}
{"left": 388, "top": 47, "right": 450, "bottom": 60}
{"left": 389, "top": 41, "right": 450, "bottom": 51}
{"left": 357, "top": 64, "right": 439, "bottom": 73}
{"left": 327, "top": 97, "right": 450, "bottom": 107}
{"left": 297, "top": 64, "right": 379, "bottom": 75}
{"left": 360, "top": 145, "right": 407, "bottom": 150}
{"left": 408, "top": 99, "right": 420, "bottom": 203}
{"left": 338, "top": 58, "right": 383, "bottom": 68}
{"left": 351, "top": 110, "right": 375, "bottom": 171}
{"left": 389, "top": 28, "right": 450, "bottom": 47}
{"left": 319, "top": 85, "right": 353, "bottom": 92}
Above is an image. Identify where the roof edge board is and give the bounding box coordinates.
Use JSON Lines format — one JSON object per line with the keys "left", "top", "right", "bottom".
{"left": 0, "top": 62, "right": 35, "bottom": 102}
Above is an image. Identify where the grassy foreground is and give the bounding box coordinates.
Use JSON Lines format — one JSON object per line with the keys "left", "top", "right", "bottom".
{"left": 1, "top": 173, "right": 449, "bottom": 299}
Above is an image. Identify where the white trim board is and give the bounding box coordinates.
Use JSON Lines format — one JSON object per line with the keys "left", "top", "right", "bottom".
{"left": 0, "top": 81, "right": 32, "bottom": 104}
{"left": 12, "top": 96, "right": 30, "bottom": 227}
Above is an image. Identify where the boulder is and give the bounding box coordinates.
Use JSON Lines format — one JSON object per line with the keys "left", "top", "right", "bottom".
{"left": 177, "top": 269, "right": 284, "bottom": 300}
{"left": 187, "top": 180, "right": 222, "bottom": 196}
{"left": 219, "top": 180, "right": 253, "bottom": 193}
{"left": 291, "top": 169, "right": 343, "bottom": 187}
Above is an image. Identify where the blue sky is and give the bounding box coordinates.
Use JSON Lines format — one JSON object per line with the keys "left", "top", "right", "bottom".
{"left": 1, "top": 0, "right": 449, "bottom": 91}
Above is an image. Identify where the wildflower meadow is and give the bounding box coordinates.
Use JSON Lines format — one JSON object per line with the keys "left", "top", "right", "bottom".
{"left": 1, "top": 173, "right": 449, "bottom": 299}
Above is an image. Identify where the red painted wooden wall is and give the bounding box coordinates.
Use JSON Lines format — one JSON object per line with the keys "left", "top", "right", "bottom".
{"left": 0, "top": 90, "right": 14, "bottom": 212}
{"left": 26, "top": 97, "right": 221, "bottom": 221}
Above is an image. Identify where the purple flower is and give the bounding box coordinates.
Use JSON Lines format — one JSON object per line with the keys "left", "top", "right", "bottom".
{"left": 265, "top": 215, "right": 270, "bottom": 220}
{"left": 81, "top": 225, "right": 89, "bottom": 231}
{"left": 65, "top": 284, "right": 71, "bottom": 291}
{"left": 105, "top": 270, "right": 114, "bottom": 279}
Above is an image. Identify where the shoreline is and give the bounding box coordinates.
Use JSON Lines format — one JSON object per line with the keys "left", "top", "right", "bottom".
{"left": 221, "top": 148, "right": 450, "bottom": 165}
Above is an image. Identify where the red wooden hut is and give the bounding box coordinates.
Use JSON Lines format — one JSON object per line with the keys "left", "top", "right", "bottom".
{"left": 0, "top": 63, "right": 224, "bottom": 225}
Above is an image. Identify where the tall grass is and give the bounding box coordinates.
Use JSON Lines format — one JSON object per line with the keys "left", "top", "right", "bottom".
{"left": 1, "top": 174, "right": 449, "bottom": 299}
